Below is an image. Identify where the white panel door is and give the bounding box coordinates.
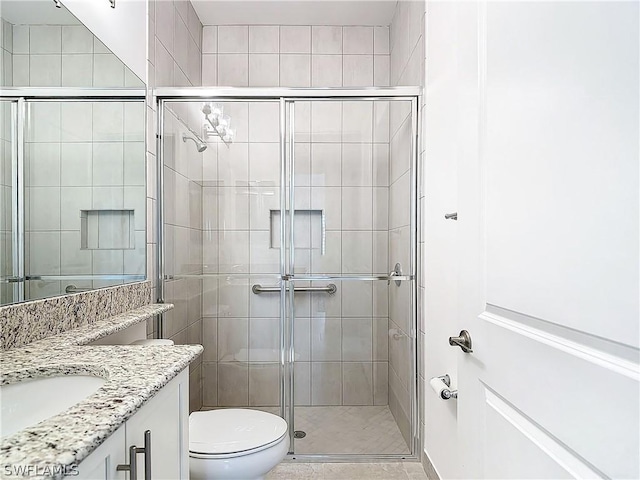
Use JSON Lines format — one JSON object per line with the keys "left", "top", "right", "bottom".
{"left": 452, "top": 1, "right": 639, "bottom": 478}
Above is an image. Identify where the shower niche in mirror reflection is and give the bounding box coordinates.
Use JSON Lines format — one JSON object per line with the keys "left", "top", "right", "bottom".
{"left": 80, "top": 210, "right": 135, "bottom": 250}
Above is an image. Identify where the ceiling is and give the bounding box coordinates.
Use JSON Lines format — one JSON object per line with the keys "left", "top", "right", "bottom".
{"left": 0, "top": 1, "right": 80, "bottom": 25}
{"left": 191, "top": 0, "right": 397, "bottom": 26}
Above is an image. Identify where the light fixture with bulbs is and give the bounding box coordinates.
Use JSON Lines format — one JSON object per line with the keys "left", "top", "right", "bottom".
{"left": 202, "top": 103, "right": 235, "bottom": 146}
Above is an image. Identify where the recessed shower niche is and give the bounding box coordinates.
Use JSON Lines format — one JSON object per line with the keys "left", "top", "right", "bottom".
{"left": 270, "top": 209, "right": 324, "bottom": 250}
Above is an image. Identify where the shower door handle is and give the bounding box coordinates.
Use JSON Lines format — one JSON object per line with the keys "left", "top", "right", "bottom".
{"left": 388, "top": 263, "right": 402, "bottom": 286}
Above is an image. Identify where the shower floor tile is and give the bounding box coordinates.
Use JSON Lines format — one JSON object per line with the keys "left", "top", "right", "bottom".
{"left": 202, "top": 405, "right": 411, "bottom": 455}
{"left": 291, "top": 406, "right": 411, "bottom": 455}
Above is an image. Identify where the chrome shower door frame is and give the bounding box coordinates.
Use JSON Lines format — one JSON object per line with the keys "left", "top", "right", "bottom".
{"left": 154, "top": 87, "right": 421, "bottom": 462}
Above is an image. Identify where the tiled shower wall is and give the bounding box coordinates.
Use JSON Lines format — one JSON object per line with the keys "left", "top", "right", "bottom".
{"left": 6, "top": 23, "right": 143, "bottom": 88}
{"left": 198, "top": 100, "right": 393, "bottom": 408}
{"left": 146, "top": 0, "right": 204, "bottom": 412}
{"left": 161, "top": 104, "right": 204, "bottom": 413}
{"left": 201, "top": 25, "right": 390, "bottom": 87}
{"left": 0, "top": 19, "right": 12, "bottom": 86}
{"left": 388, "top": 0, "right": 426, "bottom": 447}
{"left": 23, "top": 100, "right": 146, "bottom": 300}
{"left": 196, "top": 24, "right": 410, "bottom": 410}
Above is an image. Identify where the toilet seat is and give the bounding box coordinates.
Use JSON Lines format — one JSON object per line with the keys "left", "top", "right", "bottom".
{"left": 189, "top": 409, "right": 288, "bottom": 459}
{"left": 130, "top": 339, "right": 174, "bottom": 345}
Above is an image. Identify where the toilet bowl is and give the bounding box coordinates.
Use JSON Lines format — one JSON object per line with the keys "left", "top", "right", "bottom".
{"left": 189, "top": 409, "right": 288, "bottom": 480}
{"left": 130, "top": 339, "right": 175, "bottom": 345}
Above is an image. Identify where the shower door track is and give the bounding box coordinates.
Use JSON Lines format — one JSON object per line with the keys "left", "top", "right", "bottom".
{"left": 155, "top": 87, "right": 422, "bottom": 463}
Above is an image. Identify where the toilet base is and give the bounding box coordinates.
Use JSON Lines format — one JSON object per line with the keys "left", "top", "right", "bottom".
{"left": 189, "top": 435, "right": 288, "bottom": 480}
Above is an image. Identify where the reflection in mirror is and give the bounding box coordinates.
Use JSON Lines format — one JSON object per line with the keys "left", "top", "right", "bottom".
{"left": 22, "top": 99, "right": 146, "bottom": 301}
{"left": 0, "top": 1, "right": 144, "bottom": 88}
{"left": 0, "top": 1, "right": 146, "bottom": 305}
{"left": 0, "top": 100, "right": 16, "bottom": 304}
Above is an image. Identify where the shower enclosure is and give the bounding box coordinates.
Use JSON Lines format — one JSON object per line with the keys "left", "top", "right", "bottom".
{"left": 0, "top": 90, "right": 146, "bottom": 306}
{"left": 156, "top": 87, "right": 419, "bottom": 459}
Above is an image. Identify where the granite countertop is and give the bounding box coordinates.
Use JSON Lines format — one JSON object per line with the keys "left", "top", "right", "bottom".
{"left": 0, "top": 304, "right": 203, "bottom": 479}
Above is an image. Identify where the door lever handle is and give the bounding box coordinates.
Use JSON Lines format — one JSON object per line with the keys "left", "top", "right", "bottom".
{"left": 444, "top": 212, "right": 457, "bottom": 220}
{"left": 449, "top": 330, "right": 473, "bottom": 353}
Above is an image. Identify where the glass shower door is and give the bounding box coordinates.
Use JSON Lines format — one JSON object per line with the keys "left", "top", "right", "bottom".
{"left": 160, "top": 99, "right": 285, "bottom": 415}
{"left": 286, "top": 97, "right": 418, "bottom": 456}
{"left": 0, "top": 99, "right": 20, "bottom": 304}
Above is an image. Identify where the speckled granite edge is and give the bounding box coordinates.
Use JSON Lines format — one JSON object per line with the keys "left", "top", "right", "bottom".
{"left": 34, "top": 303, "right": 174, "bottom": 349}
{"left": 0, "top": 344, "right": 203, "bottom": 480}
{"left": 0, "top": 281, "right": 153, "bottom": 351}
{"left": 0, "top": 298, "right": 201, "bottom": 480}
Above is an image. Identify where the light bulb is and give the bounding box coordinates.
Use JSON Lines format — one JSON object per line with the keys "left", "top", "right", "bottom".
{"left": 222, "top": 128, "right": 235, "bottom": 144}
{"left": 211, "top": 104, "right": 224, "bottom": 118}
{"left": 218, "top": 114, "right": 231, "bottom": 129}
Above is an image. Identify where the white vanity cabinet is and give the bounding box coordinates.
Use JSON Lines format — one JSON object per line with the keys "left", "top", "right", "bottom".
{"left": 76, "top": 369, "right": 189, "bottom": 480}
{"left": 75, "top": 426, "right": 126, "bottom": 479}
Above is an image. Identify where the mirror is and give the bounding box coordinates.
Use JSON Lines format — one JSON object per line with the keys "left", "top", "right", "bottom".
{"left": 0, "top": 1, "right": 146, "bottom": 305}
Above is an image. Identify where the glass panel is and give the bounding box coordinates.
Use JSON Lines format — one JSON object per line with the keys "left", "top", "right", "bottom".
{"left": 162, "top": 99, "right": 283, "bottom": 415}
{"left": 22, "top": 99, "right": 146, "bottom": 300}
{"left": 0, "top": 100, "right": 18, "bottom": 305}
{"left": 290, "top": 98, "right": 415, "bottom": 456}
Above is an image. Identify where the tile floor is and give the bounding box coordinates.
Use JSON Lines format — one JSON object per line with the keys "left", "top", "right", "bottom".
{"left": 267, "top": 462, "right": 429, "bottom": 479}
{"left": 205, "top": 405, "right": 411, "bottom": 455}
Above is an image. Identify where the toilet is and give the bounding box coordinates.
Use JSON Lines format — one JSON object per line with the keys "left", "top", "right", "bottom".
{"left": 189, "top": 409, "right": 288, "bottom": 480}
{"left": 130, "top": 339, "right": 175, "bottom": 345}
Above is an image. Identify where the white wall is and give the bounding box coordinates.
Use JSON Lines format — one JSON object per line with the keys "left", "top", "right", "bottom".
{"left": 62, "top": 0, "right": 147, "bottom": 82}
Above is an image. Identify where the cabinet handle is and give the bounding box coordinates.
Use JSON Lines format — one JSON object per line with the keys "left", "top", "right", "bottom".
{"left": 116, "top": 445, "right": 138, "bottom": 480}
{"left": 116, "top": 430, "right": 150, "bottom": 480}
{"left": 142, "top": 430, "right": 151, "bottom": 480}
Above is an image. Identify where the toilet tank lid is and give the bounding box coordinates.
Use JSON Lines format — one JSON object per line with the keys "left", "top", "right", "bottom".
{"left": 189, "top": 409, "right": 288, "bottom": 454}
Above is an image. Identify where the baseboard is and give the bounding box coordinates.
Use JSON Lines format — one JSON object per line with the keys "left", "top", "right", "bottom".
{"left": 421, "top": 449, "right": 441, "bottom": 480}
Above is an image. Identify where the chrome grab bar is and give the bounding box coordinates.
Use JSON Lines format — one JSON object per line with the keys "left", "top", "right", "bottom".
{"left": 252, "top": 284, "right": 337, "bottom": 295}
{"left": 65, "top": 284, "right": 92, "bottom": 294}
{"left": 0, "top": 276, "right": 24, "bottom": 283}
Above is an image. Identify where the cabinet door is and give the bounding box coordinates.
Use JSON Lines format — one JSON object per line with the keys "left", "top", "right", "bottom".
{"left": 76, "top": 426, "right": 126, "bottom": 480}
{"left": 126, "top": 370, "right": 189, "bottom": 479}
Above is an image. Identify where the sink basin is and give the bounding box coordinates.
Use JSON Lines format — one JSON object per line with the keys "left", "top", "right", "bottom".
{"left": 0, "top": 374, "right": 106, "bottom": 438}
